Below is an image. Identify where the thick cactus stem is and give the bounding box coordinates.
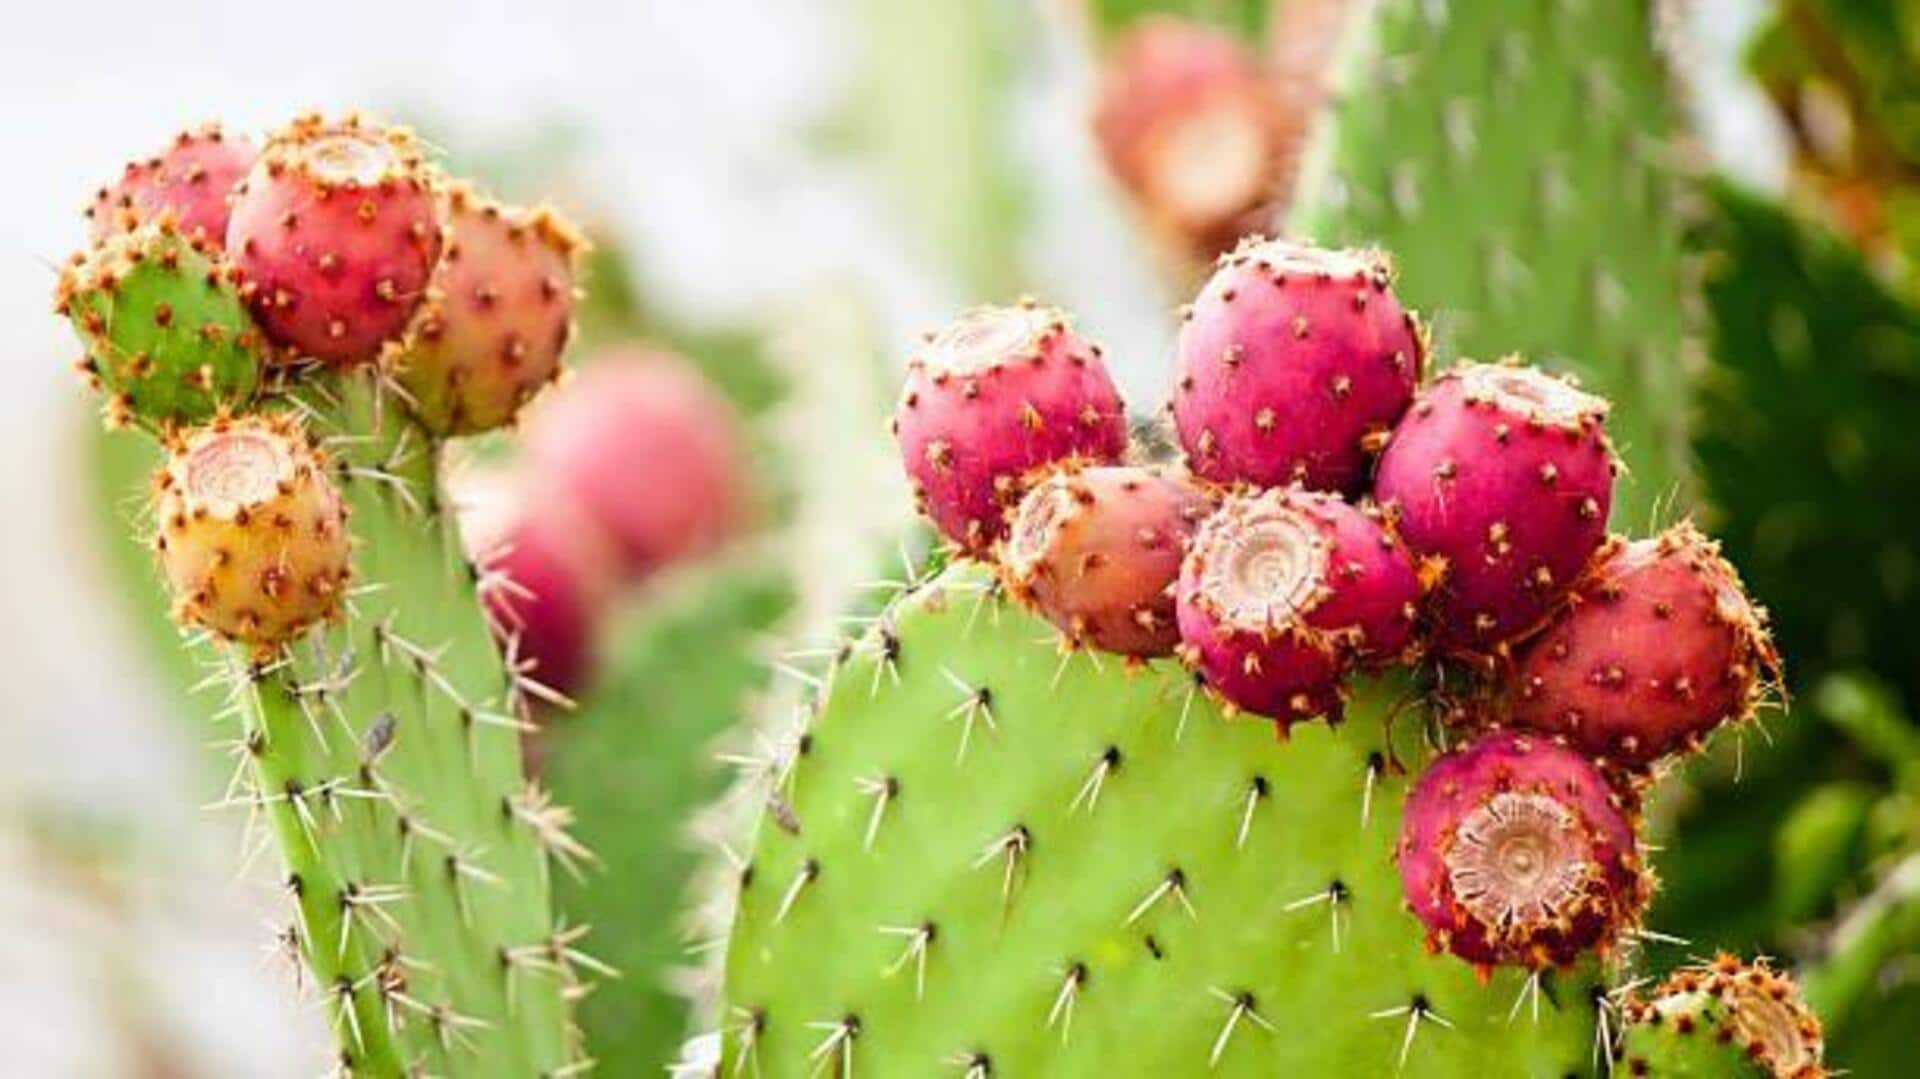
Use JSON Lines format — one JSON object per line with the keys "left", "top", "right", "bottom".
{"left": 1620, "top": 957, "right": 1827, "bottom": 1077}
{"left": 85, "top": 123, "right": 257, "bottom": 245}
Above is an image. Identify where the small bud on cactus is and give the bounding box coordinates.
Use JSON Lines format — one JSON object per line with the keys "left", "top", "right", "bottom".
{"left": 1397, "top": 731, "right": 1646, "bottom": 970}
{"left": 524, "top": 350, "right": 750, "bottom": 575}
{"left": 152, "top": 415, "right": 351, "bottom": 649}
{"left": 1506, "top": 523, "right": 1781, "bottom": 768}
{"left": 1622, "top": 956, "right": 1827, "bottom": 1078}
{"left": 396, "top": 183, "right": 585, "bottom": 434}
{"left": 226, "top": 113, "right": 443, "bottom": 366}
{"left": 893, "top": 303, "right": 1129, "bottom": 554}
{"left": 1172, "top": 238, "right": 1423, "bottom": 493}
{"left": 85, "top": 123, "right": 256, "bottom": 245}
{"left": 1092, "top": 18, "right": 1281, "bottom": 253}
{"left": 1175, "top": 486, "right": 1420, "bottom": 727}
{"left": 1001, "top": 463, "right": 1214, "bottom": 656}
{"left": 1373, "top": 361, "right": 1616, "bottom": 657}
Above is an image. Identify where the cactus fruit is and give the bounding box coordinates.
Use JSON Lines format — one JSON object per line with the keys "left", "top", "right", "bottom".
{"left": 85, "top": 123, "right": 256, "bottom": 245}
{"left": 55, "top": 220, "right": 263, "bottom": 426}
{"left": 892, "top": 303, "right": 1129, "bottom": 555}
{"left": 1092, "top": 17, "right": 1281, "bottom": 256}
{"left": 1621, "top": 957, "right": 1827, "bottom": 1077}
{"left": 523, "top": 350, "right": 750, "bottom": 575}
{"left": 1506, "top": 523, "right": 1781, "bottom": 770}
{"left": 1001, "top": 463, "right": 1213, "bottom": 657}
{"left": 226, "top": 113, "right": 443, "bottom": 366}
{"left": 396, "top": 183, "right": 584, "bottom": 435}
{"left": 1396, "top": 731, "right": 1646, "bottom": 971}
{"left": 1176, "top": 487, "right": 1419, "bottom": 727}
{"left": 475, "top": 511, "right": 613, "bottom": 703}
{"left": 1373, "top": 362, "right": 1615, "bottom": 658}
{"left": 1172, "top": 238, "right": 1423, "bottom": 492}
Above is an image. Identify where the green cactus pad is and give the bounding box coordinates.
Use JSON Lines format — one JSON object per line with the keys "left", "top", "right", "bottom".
{"left": 1621, "top": 958, "right": 1827, "bottom": 1077}
{"left": 1288, "top": 0, "right": 1690, "bottom": 524}
{"left": 56, "top": 222, "right": 262, "bottom": 426}
{"left": 721, "top": 564, "right": 1598, "bottom": 1075}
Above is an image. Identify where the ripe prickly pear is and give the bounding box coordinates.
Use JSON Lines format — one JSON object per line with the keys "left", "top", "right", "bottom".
{"left": 1172, "top": 238, "right": 1422, "bottom": 493}
{"left": 1397, "top": 731, "right": 1646, "bottom": 970}
{"left": 396, "top": 183, "right": 584, "bottom": 434}
{"left": 524, "top": 350, "right": 749, "bottom": 576}
{"left": 85, "top": 124, "right": 256, "bottom": 245}
{"left": 226, "top": 113, "right": 442, "bottom": 366}
{"left": 1506, "top": 522, "right": 1781, "bottom": 769}
{"left": 479, "top": 514, "right": 611, "bottom": 701}
{"left": 1175, "top": 486, "right": 1419, "bottom": 727}
{"left": 151, "top": 415, "right": 351, "bottom": 649}
{"left": 1001, "top": 463, "right": 1213, "bottom": 657}
{"left": 893, "top": 303, "right": 1129, "bottom": 555}
{"left": 1373, "top": 361, "right": 1615, "bottom": 658}
{"left": 1621, "top": 956, "right": 1827, "bottom": 1077}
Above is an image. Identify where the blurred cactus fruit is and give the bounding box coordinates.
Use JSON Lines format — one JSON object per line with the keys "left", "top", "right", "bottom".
{"left": 396, "top": 183, "right": 585, "bottom": 434}
{"left": 892, "top": 303, "right": 1129, "bottom": 555}
{"left": 55, "top": 220, "right": 262, "bottom": 426}
{"left": 1622, "top": 956, "right": 1826, "bottom": 1077}
{"left": 1175, "top": 486, "right": 1419, "bottom": 727}
{"left": 226, "top": 113, "right": 443, "bottom": 366}
{"left": 84, "top": 123, "right": 256, "bottom": 245}
{"left": 1001, "top": 463, "right": 1213, "bottom": 656}
{"left": 1172, "top": 237, "right": 1423, "bottom": 492}
{"left": 151, "top": 414, "right": 351, "bottom": 650}
{"left": 1092, "top": 17, "right": 1281, "bottom": 254}
{"left": 1397, "top": 731, "right": 1646, "bottom": 970}
{"left": 1374, "top": 361, "right": 1616, "bottom": 658}
{"left": 524, "top": 350, "right": 750, "bottom": 575}
{"left": 1507, "top": 523, "right": 1782, "bottom": 770}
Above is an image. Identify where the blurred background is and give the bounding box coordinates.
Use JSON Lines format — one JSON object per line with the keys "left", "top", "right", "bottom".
{"left": 4, "top": 0, "right": 1918, "bottom": 1074}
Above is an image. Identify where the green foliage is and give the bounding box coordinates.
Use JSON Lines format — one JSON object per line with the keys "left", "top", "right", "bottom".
{"left": 1084, "top": 0, "right": 1270, "bottom": 41}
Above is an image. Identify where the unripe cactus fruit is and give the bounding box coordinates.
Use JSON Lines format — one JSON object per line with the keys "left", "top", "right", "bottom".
{"left": 893, "top": 303, "right": 1129, "bottom": 555}
{"left": 85, "top": 123, "right": 256, "bottom": 245}
{"left": 55, "top": 220, "right": 262, "bottom": 426}
{"left": 1172, "top": 238, "right": 1422, "bottom": 493}
{"left": 1397, "top": 731, "right": 1645, "bottom": 971}
{"left": 524, "top": 350, "right": 750, "bottom": 575}
{"left": 1373, "top": 361, "right": 1615, "bottom": 658}
{"left": 1001, "top": 464, "right": 1213, "bottom": 657}
{"left": 151, "top": 415, "right": 351, "bottom": 649}
{"left": 226, "top": 113, "right": 443, "bottom": 366}
{"left": 396, "top": 183, "right": 584, "bottom": 434}
{"left": 1175, "top": 487, "right": 1419, "bottom": 727}
{"left": 1507, "top": 523, "right": 1781, "bottom": 769}
{"left": 1621, "top": 956, "right": 1826, "bottom": 1078}
{"left": 1091, "top": 17, "right": 1280, "bottom": 254}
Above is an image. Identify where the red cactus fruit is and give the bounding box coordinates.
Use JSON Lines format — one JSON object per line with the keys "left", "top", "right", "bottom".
{"left": 523, "top": 350, "right": 750, "bottom": 576}
{"left": 1172, "top": 238, "right": 1423, "bottom": 493}
{"left": 226, "top": 113, "right": 443, "bottom": 366}
{"left": 1175, "top": 487, "right": 1420, "bottom": 728}
{"left": 1397, "top": 730, "right": 1647, "bottom": 970}
{"left": 151, "top": 415, "right": 351, "bottom": 651}
{"left": 1372, "top": 361, "right": 1616, "bottom": 658}
{"left": 893, "top": 303, "right": 1129, "bottom": 555}
{"left": 396, "top": 183, "right": 584, "bottom": 435}
{"left": 1092, "top": 18, "right": 1281, "bottom": 254}
{"left": 1506, "top": 523, "right": 1781, "bottom": 769}
{"left": 1001, "top": 464, "right": 1214, "bottom": 657}
{"left": 86, "top": 124, "right": 257, "bottom": 246}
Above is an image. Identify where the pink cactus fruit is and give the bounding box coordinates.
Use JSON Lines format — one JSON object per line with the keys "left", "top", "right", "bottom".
{"left": 523, "top": 349, "right": 750, "bottom": 576}
{"left": 1175, "top": 486, "right": 1420, "bottom": 729}
{"left": 397, "top": 183, "right": 584, "bottom": 434}
{"left": 226, "top": 113, "right": 443, "bottom": 366}
{"left": 1372, "top": 361, "right": 1616, "bottom": 658}
{"left": 1091, "top": 17, "right": 1281, "bottom": 255}
{"left": 1507, "top": 523, "right": 1781, "bottom": 769}
{"left": 1001, "top": 464, "right": 1215, "bottom": 657}
{"left": 892, "top": 303, "right": 1129, "bottom": 555}
{"left": 1397, "top": 730, "right": 1648, "bottom": 970}
{"left": 1172, "top": 238, "right": 1423, "bottom": 493}
{"left": 86, "top": 124, "right": 257, "bottom": 246}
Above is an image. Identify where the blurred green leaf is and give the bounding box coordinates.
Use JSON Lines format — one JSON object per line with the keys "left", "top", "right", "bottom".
{"left": 1775, "top": 781, "right": 1875, "bottom": 923}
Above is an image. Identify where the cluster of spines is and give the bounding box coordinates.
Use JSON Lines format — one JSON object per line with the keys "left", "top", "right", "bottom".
{"left": 1620, "top": 956, "right": 1827, "bottom": 1077}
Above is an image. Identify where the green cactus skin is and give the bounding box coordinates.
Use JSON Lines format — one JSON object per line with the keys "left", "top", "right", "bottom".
{"left": 1620, "top": 958, "right": 1827, "bottom": 1077}
{"left": 721, "top": 563, "right": 1599, "bottom": 1076}
{"left": 1287, "top": 0, "right": 1690, "bottom": 525}
{"left": 56, "top": 221, "right": 262, "bottom": 427}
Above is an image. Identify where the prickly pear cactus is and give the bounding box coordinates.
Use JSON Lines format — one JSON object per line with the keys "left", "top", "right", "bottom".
{"left": 1620, "top": 957, "right": 1828, "bottom": 1077}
